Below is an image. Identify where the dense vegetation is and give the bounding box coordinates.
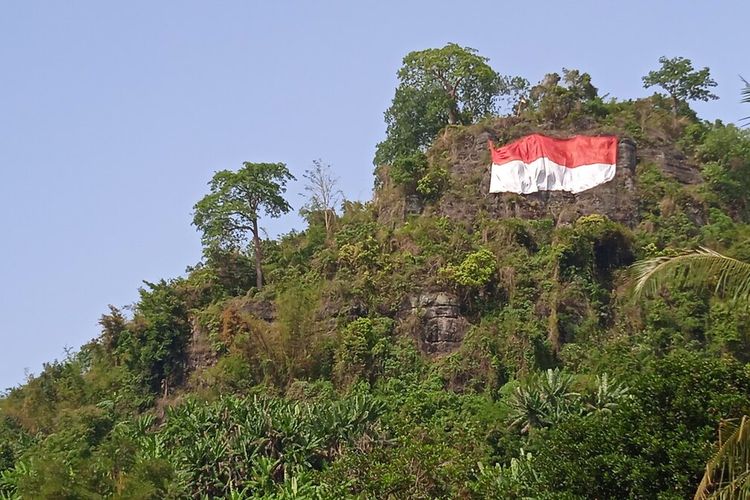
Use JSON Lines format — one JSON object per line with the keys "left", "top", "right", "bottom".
{"left": 3, "top": 45, "right": 750, "bottom": 499}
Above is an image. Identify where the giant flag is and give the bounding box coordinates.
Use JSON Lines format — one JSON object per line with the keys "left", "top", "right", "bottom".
{"left": 488, "top": 134, "right": 617, "bottom": 194}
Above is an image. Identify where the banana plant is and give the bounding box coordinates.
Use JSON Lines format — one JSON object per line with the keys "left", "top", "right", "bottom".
{"left": 586, "top": 373, "right": 630, "bottom": 415}
{"left": 133, "top": 392, "right": 381, "bottom": 497}
{"left": 506, "top": 369, "right": 580, "bottom": 433}
{"left": 0, "top": 461, "right": 29, "bottom": 500}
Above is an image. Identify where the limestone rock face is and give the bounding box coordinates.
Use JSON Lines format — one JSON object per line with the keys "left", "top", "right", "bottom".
{"left": 240, "top": 299, "right": 276, "bottom": 322}
{"left": 405, "top": 194, "right": 423, "bottom": 216}
{"left": 432, "top": 132, "right": 640, "bottom": 226}
{"left": 402, "top": 291, "right": 468, "bottom": 354}
{"left": 185, "top": 317, "right": 216, "bottom": 375}
{"left": 639, "top": 147, "right": 702, "bottom": 184}
{"left": 377, "top": 129, "right": 708, "bottom": 356}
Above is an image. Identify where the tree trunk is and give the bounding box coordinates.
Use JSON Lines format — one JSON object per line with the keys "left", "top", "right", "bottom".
{"left": 548, "top": 240, "right": 561, "bottom": 354}
{"left": 447, "top": 103, "right": 459, "bottom": 125}
{"left": 323, "top": 209, "right": 332, "bottom": 239}
{"left": 252, "top": 218, "right": 263, "bottom": 289}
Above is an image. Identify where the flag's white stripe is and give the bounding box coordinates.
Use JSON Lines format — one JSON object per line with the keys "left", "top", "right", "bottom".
{"left": 489, "top": 157, "right": 616, "bottom": 194}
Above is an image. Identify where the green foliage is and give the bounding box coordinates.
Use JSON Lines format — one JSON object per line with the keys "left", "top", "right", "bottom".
{"left": 695, "top": 415, "right": 750, "bottom": 499}
{"left": 471, "top": 450, "right": 542, "bottom": 499}
{"left": 193, "top": 162, "right": 295, "bottom": 251}
{"left": 276, "top": 279, "right": 333, "bottom": 381}
{"left": 506, "top": 369, "right": 580, "bottom": 433}
{"left": 334, "top": 317, "right": 394, "bottom": 387}
{"left": 642, "top": 56, "right": 718, "bottom": 115}
{"left": 504, "top": 369, "right": 629, "bottom": 435}
{"left": 155, "top": 394, "right": 380, "bottom": 498}
{"left": 496, "top": 75, "right": 530, "bottom": 115}
{"left": 633, "top": 247, "right": 750, "bottom": 305}
{"left": 440, "top": 247, "right": 497, "bottom": 288}
{"left": 323, "top": 377, "right": 499, "bottom": 499}
{"left": 115, "top": 279, "right": 192, "bottom": 393}
{"left": 3, "top": 394, "right": 381, "bottom": 499}
{"left": 525, "top": 68, "right": 600, "bottom": 126}
{"left": 193, "top": 246, "right": 257, "bottom": 298}
{"left": 7, "top": 50, "right": 750, "bottom": 500}
{"left": 586, "top": 373, "right": 630, "bottom": 415}
{"left": 375, "top": 43, "right": 500, "bottom": 165}
{"left": 696, "top": 123, "right": 750, "bottom": 215}
{"left": 529, "top": 351, "right": 750, "bottom": 499}
{"left": 389, "top": 150, "right": 428, "bottom": 186}
{"left": 415, "top": 165, "right": 450, "bottom": 201}
{"left": 389, "top": 151, "right": 450, "bottom": 203}
{"left": 193, "top": 162, "right": 295, "bottom": 288}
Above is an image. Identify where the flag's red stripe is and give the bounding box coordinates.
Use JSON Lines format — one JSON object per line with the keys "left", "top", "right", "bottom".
{"left": 490, "top": 134, "right": 617, "bottom": 168}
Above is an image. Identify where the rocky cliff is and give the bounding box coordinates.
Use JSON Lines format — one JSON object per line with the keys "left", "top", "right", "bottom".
{"left": 377, "top": 121, "right": 703, "bottom": 229}
{"left": 371, "top": 121, "right": 706, "bottom": 354}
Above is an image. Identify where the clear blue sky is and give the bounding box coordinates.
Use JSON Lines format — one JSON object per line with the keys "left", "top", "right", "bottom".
{"left": 1, "top": 1, "right": 747, "bottom": 390}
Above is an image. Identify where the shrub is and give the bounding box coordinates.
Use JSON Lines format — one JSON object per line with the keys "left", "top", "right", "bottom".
{"left": 440, "top": 248, "right": 498, "bottom": 288}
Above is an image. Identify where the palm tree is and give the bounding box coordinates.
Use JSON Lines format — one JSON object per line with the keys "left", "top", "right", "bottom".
{"left": 632, "top": 248, "right": 750, "bottom": 499}
{"left": 632, "top": 246, "right": 750, "bottom": 303}
{"left": 632, "top": 80, "right": 750, "bottom": 500}
{"left": 742, "top": 76, "right": 750, "bottom": 124}
{"left": 695, "top": 416, "right": 750, "bottom": 500}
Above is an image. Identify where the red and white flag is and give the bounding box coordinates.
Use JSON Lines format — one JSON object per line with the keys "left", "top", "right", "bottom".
{"left": 489, "top": 134, "right": 617, "bottom": 194}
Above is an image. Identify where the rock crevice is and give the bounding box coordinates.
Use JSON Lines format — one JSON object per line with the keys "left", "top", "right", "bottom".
{"left": 401, "top": 291, "right": 468, "bottom": 354}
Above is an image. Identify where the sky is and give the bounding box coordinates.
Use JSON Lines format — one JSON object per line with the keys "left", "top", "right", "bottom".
{"left": 0, "top": 1, "right": 748, "bottom": 390}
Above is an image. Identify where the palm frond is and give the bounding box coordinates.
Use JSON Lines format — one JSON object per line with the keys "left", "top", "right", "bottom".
{"left": 741, "top": 76, "right": 750, "bottom": 124}
{"left": 695, "top": 416, "right": 750, "bottom": 499}
{"left": 632, "top": 247, "right": 750, "bottom": 304}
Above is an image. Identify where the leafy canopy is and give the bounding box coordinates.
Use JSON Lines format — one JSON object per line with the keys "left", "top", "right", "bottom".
{"left": 192, "top": 162, "right": 295, "bottom": 251}
{"left": 642, "top": 56, "right": 718, "bottom": 113}
{"left": 375, "top": 43, "right": 500, "bottom": 165}
{"left": 633, "top": 246, "right": 750, "bottom": 304}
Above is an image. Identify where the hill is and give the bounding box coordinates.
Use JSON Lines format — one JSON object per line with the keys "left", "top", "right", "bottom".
{"left": 2, "top": 51, "right": 750, "bottom": 498}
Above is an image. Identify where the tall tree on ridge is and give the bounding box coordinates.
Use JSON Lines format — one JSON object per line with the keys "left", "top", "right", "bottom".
{"left": 642, "top": 56, "right": 718, "bottom": 117}
{"left": 375, "top": 43, "right": 501, "bottom": 166}
{"left": 193, "top": 162, "right": 295, "bottom": 289}
{"left": 301, "top": 159, "right": 343, "bottom": 239}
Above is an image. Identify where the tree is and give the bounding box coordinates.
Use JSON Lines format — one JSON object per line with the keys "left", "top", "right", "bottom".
{"left": 632, "top": 247, "right": 750, "bottom": 303}
{"left": 529, "top": 351, "right": 750, "bottom": 499}
{"left": 301, "top": 159, "right": 343, "bottom": 238}
{"left": 642, "top": 56, "right": 718, "bottom": 117}
{"left": 193, "top": 162, "right": 295, "bottom": 289}
{"left": 632, "top": 248, "right": 750, "bottom": 498}
{"left": 695, "top": 415, "right": 750, "bottom": 499}
{"left": 742, "top": 76, "right": 750, "bottom": 124}
{"left": 497, "top": 75, "right": 530, "bottom": 116}
{"left": 527, "top": 68, "right": 599, "bottom": 125}
{"left": 530, "top": 69, "right": 597, "bottom": 104}
{"left": 374, "top": 43, "right": 500, "bottom": 165}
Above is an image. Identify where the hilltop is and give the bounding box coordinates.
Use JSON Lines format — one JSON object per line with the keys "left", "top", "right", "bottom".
{"left": 2, "top": 46, "right": 750, "bottom": 499}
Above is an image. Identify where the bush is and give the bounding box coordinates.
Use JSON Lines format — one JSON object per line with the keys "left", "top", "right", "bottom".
{"left": 334, "top": 317, "right": 395, "bottom": 387}
{"left": 440, "top": 248, "right": 497, "bottom": 288}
